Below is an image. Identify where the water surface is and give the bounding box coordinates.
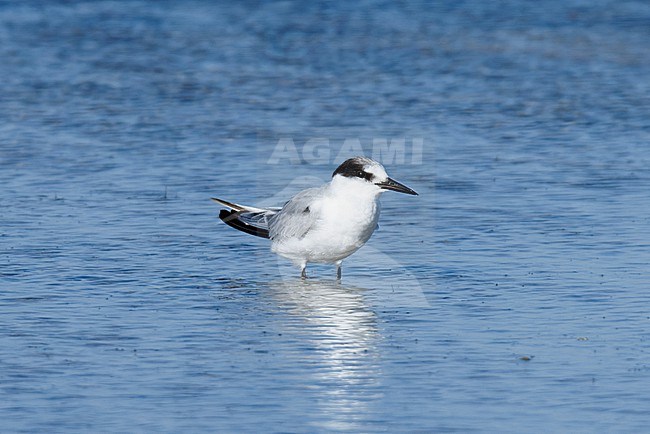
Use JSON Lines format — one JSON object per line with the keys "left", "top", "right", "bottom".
{"left": 1, "top": 1, "right": 650, "bottom": 432}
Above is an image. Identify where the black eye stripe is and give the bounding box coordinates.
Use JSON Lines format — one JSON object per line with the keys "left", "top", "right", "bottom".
{"left": 357, "top": 171, "right": 373, "bottom": 181}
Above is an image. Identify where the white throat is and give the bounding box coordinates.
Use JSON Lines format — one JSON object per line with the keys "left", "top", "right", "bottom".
{"left": 329, "top": 174, "right": 383, "bottom": 202}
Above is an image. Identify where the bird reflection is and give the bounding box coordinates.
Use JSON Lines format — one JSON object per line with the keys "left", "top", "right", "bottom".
{"left": 269, "top": 279, "right": 382, "bottom": 431}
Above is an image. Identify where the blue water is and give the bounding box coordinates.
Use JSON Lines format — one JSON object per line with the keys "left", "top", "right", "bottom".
{"left": 2, "top": 0, "right": 650, "bottom": 432}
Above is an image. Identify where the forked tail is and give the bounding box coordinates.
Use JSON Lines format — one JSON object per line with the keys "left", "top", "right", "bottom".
{"left": 212, "top": 198, "right": 278, "bottom": 239}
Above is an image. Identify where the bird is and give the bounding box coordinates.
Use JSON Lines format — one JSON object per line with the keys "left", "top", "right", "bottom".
{"left": 212, "top": 156, "right": 418, "bottom": 280}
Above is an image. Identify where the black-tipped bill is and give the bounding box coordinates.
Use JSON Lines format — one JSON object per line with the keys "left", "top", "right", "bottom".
{"left": 376, "top": 177, "right": 418, "bottom": 195}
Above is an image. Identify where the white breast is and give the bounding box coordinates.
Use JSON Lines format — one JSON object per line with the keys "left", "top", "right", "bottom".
{"left": 272, "top": 177, "right": 382, "bottom": 264}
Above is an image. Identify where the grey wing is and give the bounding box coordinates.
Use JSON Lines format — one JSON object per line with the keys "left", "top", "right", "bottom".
{"left": 268, "top": 187, "right": 324, "bottom": 241}
{"left": 237, "top": 209, "right": 279, "bottom": 229}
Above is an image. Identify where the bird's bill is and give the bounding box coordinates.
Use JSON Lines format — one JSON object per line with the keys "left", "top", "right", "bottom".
{"left": 376, "top": 177, "right": 418, "bottom": 195}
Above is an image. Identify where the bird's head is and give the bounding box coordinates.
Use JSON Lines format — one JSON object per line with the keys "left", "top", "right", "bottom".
{"left": 331, "top": 156, "right": 418, "bottom": 196}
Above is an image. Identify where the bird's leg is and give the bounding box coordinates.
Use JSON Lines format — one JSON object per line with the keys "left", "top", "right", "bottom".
{"left": 300, "top": 262, "right": 307, "bottom": 279}
{"left": 335, "top": 261, "right": 342, "bottom": 281}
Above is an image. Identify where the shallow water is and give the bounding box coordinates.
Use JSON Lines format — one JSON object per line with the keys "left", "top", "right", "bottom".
{"left": 1, "top": 0, "right": 650, "bottom": 432}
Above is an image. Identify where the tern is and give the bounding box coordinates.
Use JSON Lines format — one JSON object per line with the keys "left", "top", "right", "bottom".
{"left": 212, "top": 156, "right": 418, "bottom": 280}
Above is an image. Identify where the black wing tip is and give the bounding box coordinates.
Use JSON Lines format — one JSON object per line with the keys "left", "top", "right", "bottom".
{"left": 219, "top": 209, "right": 270, "bottom": 239}
{"left": 219, "top": 209, "right": 233, "bottom": 220}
